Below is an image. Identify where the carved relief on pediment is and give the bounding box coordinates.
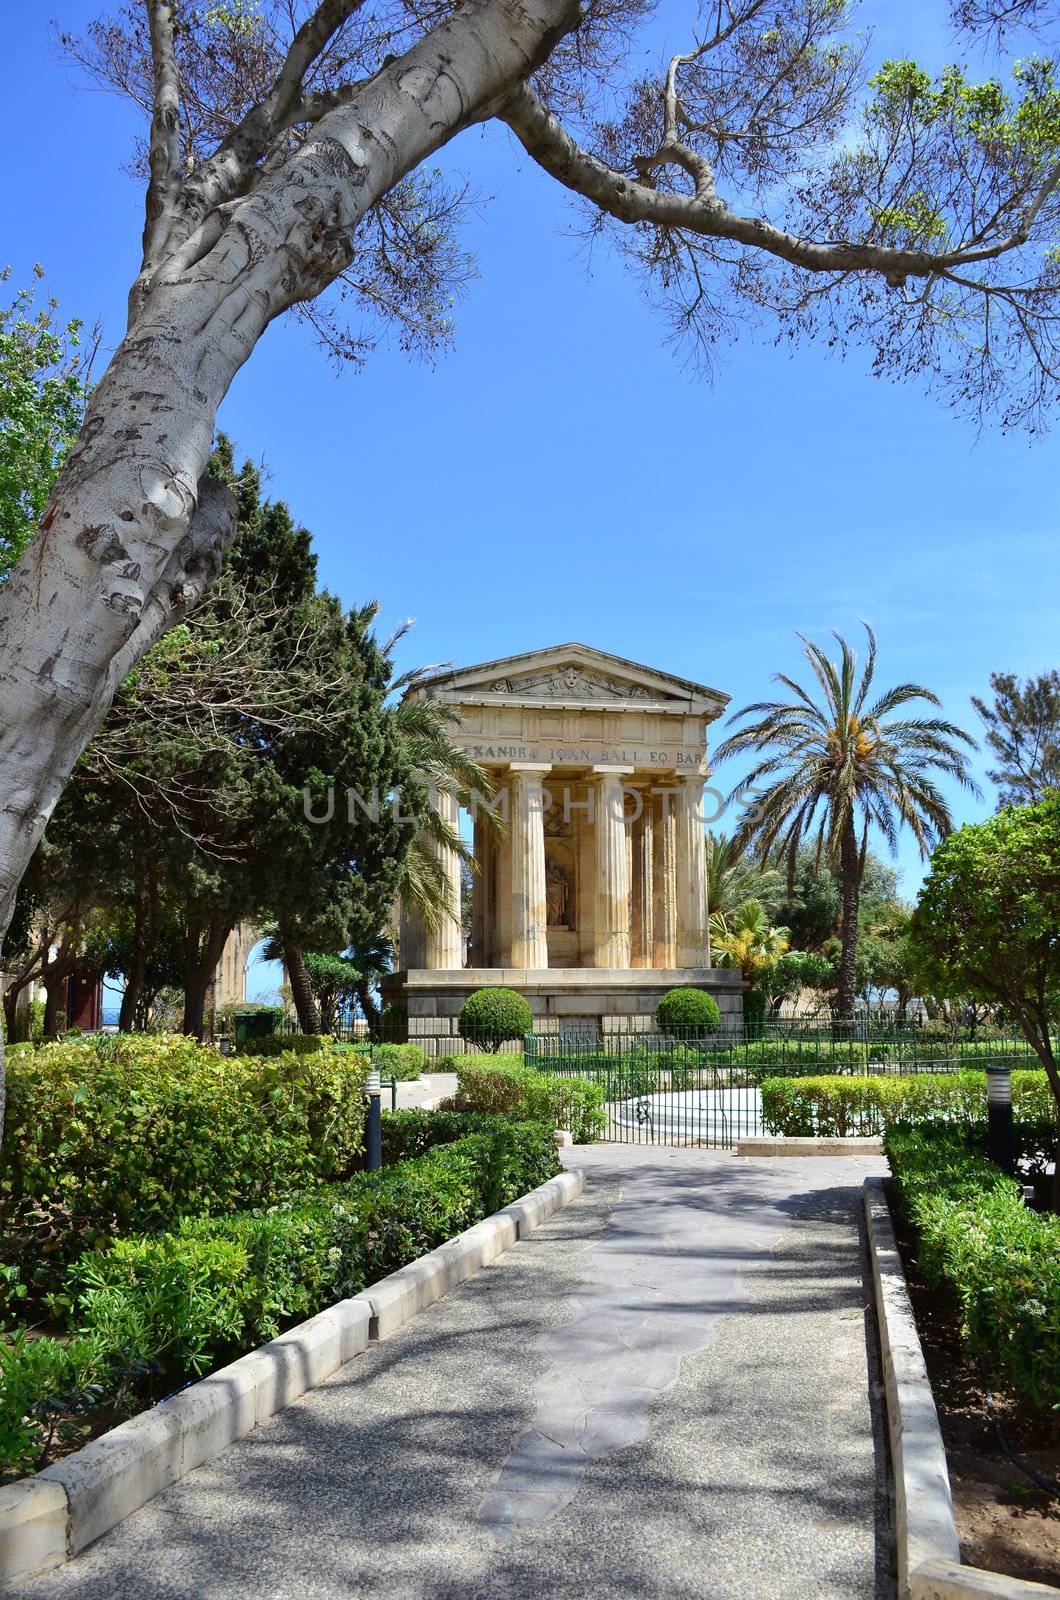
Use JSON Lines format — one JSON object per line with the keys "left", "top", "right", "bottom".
{"left": 482, "top": 665, "right": 652, "bottom": 702}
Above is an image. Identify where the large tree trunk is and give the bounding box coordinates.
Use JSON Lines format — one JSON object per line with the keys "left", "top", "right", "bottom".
{"left": 0, "top": 0, "right": 579, "bottom": 1133}
{"left": 2, "top": 982, "right": 21, "bottom": 1044}
{"left": 181, "top": 914, "right": 232, "bottom": 1040}
{"left": 42, "top": 978, "right": 64, "bottom": 1039}
{"left": 118, "top": 971, "right": 143, "bottom": 1033}
{"left": 836, "top": 815, "right": 861, "bottom": 1029}
{"left": 118, "top": 901, "right": 149, "bottom": 1031}
{"left": 284, "top": 940, "right": 320, "bottom": 1035}
{"left": 356, "top": 980, "right": 381, "bottom": 1035}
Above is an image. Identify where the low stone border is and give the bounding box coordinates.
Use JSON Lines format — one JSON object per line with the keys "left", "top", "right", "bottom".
{"left": 864, "top": 1177, "right": 1060, "bottom": 1600}
{"left": 0, "top": 1168, "right": 584, "bottom": 1588}
{"left": 737, "top": 1135, "right": 884, "bottom": 1157}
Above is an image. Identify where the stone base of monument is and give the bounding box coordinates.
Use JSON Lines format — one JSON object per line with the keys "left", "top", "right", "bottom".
{"left": 380, "top": 967, "right": 745, "bottom": 1052}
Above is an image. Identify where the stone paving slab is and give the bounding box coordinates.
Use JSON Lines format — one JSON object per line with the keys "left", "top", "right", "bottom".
{"left": 10, "top": 1146, "right": 892, "bottom": 1600}
{"left": 389, "top": 1072, "right": 459, "bottom": 1110}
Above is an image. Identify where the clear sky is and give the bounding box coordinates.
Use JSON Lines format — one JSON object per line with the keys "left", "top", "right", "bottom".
{"left": 5, "top": 1, "right": 1058, "bottom": 955}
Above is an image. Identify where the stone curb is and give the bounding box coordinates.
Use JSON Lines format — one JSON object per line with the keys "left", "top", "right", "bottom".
{"left": 863, "top": 1178, "right": 1060, "bottom": 1600}
{"left": 737, "top": 1136, "right": 884, "bottom": 1157}
{"left": 0, "top": 1167, "right": 585, "bottom": 1588}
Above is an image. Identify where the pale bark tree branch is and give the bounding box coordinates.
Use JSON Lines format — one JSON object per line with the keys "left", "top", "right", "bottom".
{"left": 500, "top": 82, "right": 1056, "bottom": 286}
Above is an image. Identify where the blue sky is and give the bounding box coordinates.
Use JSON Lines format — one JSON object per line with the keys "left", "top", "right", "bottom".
{"left": 5, "top": 3, "right": 1058, "bottom": 979}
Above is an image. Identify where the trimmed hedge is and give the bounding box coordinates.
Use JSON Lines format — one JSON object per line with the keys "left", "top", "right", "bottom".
{"left": 233, "top": 1033, "right": 332, "bottom": 1057}
{"left": 885, "top": 1124, "right": 1060, "bottom": 1411}
{"left": 0, "top": 1036, "right": 368, "bottom": 1286}
{"left": 655, "top": 987, "right": 721, "bottom": 1037}
{"left": 760, "top": 1070, "right": 1056, "bottom": 1146}
{"left": 1, "top": 1116, "right": 559, "bottom": 1476}
{"left": 458, "top": 987, "right": 532, "bottom": 1052}
{"left": 350, "top": 1042, "right": 428, "bottom": 1081}
{"left": 438, "top": 1056, "right": 606, "bottom": 1143}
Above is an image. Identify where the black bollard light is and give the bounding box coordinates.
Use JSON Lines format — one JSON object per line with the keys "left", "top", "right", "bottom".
{"left": 366, "top": 1065, "right": 383, "bottom": 1172}
{"left": 986, "top": 1061, "right": 1015, "bottom": 1177}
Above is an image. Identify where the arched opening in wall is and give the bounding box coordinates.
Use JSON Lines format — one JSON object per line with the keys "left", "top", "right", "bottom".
{"left": 246, "top": 936, "right": 283, "bottom": 1005}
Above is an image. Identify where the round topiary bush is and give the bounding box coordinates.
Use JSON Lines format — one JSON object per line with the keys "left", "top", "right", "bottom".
{"left": 459, "top": 987, "right": 533, "bottom": 1053}
{"left": 655, "top": 986, "right": 721, "bottom": 1039}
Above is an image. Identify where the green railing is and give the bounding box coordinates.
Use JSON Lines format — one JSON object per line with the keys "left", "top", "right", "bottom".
{"left": 524, "top": 1021, "right": 1051, "bottom": 1079}
{"left": 521, "top": 1023, "right": 1055, "bottom": 1146}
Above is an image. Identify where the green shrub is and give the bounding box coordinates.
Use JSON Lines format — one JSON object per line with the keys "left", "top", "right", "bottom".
{"left": 233, "top": 1033, "right": 329, "bottom": 1058}
{"left": 885, "top": 1124, "right": 1060, "bottom": 1411}
{"left": 0, "top": 1330, "right": 109, "bottom": 1477}
{"left": 760, "top": 1070, "right": 1055, "bottom": 1142}
{"left": 655, "top": 987, "right": 721, "bottom": 1038}
{"left": 359, "top": 1042, "right": 428, "bottom": 1081}
{"left": 458, "top": 988, "right": 532, "bottom": 1052}
{"left": 0, "top": 1035, "right": 367, "bottom": 1291}
{"left": 1, "top": 1042, "right": 35, "bottom": 1068}
{"left": 44, "top": 1118, "right": 559, "bottom": 1414}
{"left": 439, "top": 1057, "right": 605, "bottom": 1142}
{"left": 742, "top": 988, "right": 766, "bottom": 1032}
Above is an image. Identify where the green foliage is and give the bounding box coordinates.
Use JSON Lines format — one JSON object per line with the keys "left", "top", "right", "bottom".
{"left": 761, "top": 1069, "right": 1055, "bottom": 1140}
{"left": 301, "top": 952, "right": 361, "bottom": 1034}
{"left": 364, "top": 1042, "right": 428, "bottom": 1081}
{"left": 972, "top": 669, "right": 1060, "bottom": 807}
{"left": 909, "top": 795, "right": 1060, "bottom": 1106}
{"left": 655, "top": 987, "right": 722, "bottom": 1037}
{"left": 717, "top": 626, "right": 976, "bottom": 1019}
{"left": 440, "top": 1057, "right": 606, "bottom": 1142}
{"left": 885, "top": 1124, "right": 1060, "bottom": 1410}
{"left": 0, "top": 268, "right": 91, "bottom": 580}
{"left": 0, "top": 1330, "right": 109, "bottom": 1477}
{"left": 0, "top": 1035, "right": 367, "bottom": 1299}
{"left": 233, "top": 1032, "right": 329, "bottom": 1057}
{"left": 1, "top": 1116, "right": 558, "bottom": 1476}
{"left": 458, "top": 987, "right": 533, "bottom": 1052}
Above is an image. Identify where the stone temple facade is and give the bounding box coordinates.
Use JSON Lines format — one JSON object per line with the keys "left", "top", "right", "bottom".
{"left": 382, "top": 644, "right": 745, "bottom": 1050}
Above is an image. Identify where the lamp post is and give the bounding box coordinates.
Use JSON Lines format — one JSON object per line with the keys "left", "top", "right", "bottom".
{"left": 986, "top": 1061, "right": 1015, "bottom": 1177}
{"left": 366, "top": 1065, "right": 382, "bottom": 1172}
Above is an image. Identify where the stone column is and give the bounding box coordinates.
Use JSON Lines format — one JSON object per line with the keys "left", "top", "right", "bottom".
{"left": 424, "top": 785, "right": 463, "bottom": 970}
{"left": 591, "top": 766, "right": 633, "bottom": 969}
{"left": 676, "top": 773, "right": 710, "bottom": 967}
{"left": 630, "top": 789, "right": 654, "bottom": 969}
{"left": 509, "top": 763, "right": 550, "bottom": 970}
{"left": 471, "top": 802, "right": 495, "bottom": 968}
{"left": 652, "top": 785, "right": 679, "bottom": 968}
{"left": 398, "top": 894, "right": 426, "bottom": 971}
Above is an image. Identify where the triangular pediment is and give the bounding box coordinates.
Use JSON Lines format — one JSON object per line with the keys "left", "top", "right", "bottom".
{"left": 415, "top": 644, "right": 728, "bottom": 717}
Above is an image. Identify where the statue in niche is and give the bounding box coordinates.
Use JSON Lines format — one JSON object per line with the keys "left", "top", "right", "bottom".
{"left": 546, "top": 860, "right": 571, "bottom": 928}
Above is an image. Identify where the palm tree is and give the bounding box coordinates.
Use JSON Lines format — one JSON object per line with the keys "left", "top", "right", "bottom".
{"left": 711, "top": 898, "right": 790, "bottom": 984}
{"left": 705, "top": 832, "right": 788, "bottom": 935}
{"left": 714, "top": 626, "right": 978, "bottom": 1023}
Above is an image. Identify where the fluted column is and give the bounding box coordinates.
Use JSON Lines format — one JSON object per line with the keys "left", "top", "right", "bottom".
{"left": 652, "top": 785, "right": 679, "bottom": 967}
{"left": 676, "top": 774, "right": 710, "bottom": 967}
{"left": 397, "top": 894, "right": 426, "bottom": 970}
{"left": 424, "top": 785, "right": 463, "bottom": 969}
{"left": 510, "top": 763, "right": 550, "bottom": 969}
{"left": 471, "top": 802, "right": 495, "bottom": 967}
{"left": 592, "top": 766, "right": 633, "bottom": 968}
{"left": 630, "top": 790, "right": 654, "bottom": 968}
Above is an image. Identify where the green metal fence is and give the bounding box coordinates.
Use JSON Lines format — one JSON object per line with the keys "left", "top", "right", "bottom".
{"left": 523, "top": 1021, "right": 1053, "bottom": 1147}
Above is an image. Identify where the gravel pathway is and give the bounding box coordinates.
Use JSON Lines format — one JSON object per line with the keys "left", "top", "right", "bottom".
{"left": 11, "top": 1146, "right": 893, "bottom": 1600}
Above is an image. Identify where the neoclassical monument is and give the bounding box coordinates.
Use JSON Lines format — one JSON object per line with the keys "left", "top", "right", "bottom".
{"left": 383, "top": 644, "right": 745, "bottom": 1047}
